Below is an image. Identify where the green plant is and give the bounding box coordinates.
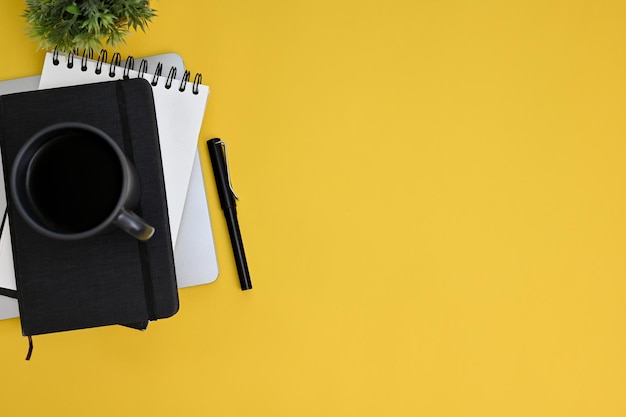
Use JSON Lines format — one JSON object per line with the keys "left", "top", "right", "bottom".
{"left": 23, "top": 0, "right": 156, "bottom": 52}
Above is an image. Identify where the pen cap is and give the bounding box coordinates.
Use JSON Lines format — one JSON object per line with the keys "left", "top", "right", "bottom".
{"left": 207, "top": 138, "right": 237, "bottom": 210}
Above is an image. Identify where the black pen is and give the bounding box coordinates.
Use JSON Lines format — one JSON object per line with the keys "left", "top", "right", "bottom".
{"left": 207, "top": 138, "right": 252, "bottom": 291}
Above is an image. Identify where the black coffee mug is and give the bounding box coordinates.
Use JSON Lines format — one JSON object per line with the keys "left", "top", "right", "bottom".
{"left": 10, "top": 122, "right": 155, "bottom": 241}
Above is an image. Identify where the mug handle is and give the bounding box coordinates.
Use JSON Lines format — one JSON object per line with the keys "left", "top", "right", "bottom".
{"left": 114, "top": 208, "right": 155, "bottom": 241}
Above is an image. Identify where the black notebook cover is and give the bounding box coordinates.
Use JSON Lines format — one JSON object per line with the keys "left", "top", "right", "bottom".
{"left": 0, "top": 79, "right": 178, "bottom": 336}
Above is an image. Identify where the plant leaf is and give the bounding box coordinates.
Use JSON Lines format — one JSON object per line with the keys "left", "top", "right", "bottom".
{"left": 65, "top": 4, "right": 81, "bottom": 16}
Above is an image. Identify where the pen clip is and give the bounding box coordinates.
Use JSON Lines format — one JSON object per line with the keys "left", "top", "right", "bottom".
{"left": 216, "top": 140, "right": 239, "bottom": 200}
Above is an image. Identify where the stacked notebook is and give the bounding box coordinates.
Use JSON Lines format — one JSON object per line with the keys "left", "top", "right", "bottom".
{"left": 0, "top": 51, "right": 219, "bottom": 334}
{"left": 0, "top": 79, "right": 177, "bottom": 334}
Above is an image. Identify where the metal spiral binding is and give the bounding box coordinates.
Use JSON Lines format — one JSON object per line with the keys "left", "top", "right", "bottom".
{"left": 123, "top": 56, "right": 135, "bottom": 79}
{"left": 179, "top": 70, "right": 191, "bottom": 92}
{"left": 109, "top": 52, "right": 122, "bottom": 78}
{"left": 66, "top": 50, "right": 75, "bottom": 68}
{"left": 151, "top": 62, "right": 163, "bottom": 86}
{"left": 51, "top": 48, "right": 203, "bottom": 94}
{"left": 95, "top": 49, "right": 107, "bottom": 74}
{"left": 80, "top": 49, "right": 93, "bottom": 72}
{"left": 138, "top": 59, "right": 149, "bottom": 78}
{"left": 192, "top": 73, "right": 202, "bottom": 95}
{"left": 165, "top": 66, "right": 177, "bottom": 89}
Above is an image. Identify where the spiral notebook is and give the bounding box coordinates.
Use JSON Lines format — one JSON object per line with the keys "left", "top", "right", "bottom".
{"left": 0, "top": 52, "right": 219, "bottom": 320}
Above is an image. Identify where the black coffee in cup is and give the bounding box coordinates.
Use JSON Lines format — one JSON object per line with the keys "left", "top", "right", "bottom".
{"left": 27, "top": 130, "right": 123, "bottom": 233}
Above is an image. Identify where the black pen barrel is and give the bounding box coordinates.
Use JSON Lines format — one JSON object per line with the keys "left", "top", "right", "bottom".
{"left": 207, "top": 138, "right": 253, "bottom": 291}
{"left": 224, "top": 207, "right": 252, "bottom": 290}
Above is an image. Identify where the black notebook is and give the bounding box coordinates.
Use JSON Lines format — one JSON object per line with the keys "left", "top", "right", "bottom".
{"left": 0, "top": 78, "right": 178, "bottom": 336}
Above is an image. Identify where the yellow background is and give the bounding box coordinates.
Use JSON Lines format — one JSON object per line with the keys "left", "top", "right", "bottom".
{"left": 1, "top": 0, "right": 626, "bottom": 415}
